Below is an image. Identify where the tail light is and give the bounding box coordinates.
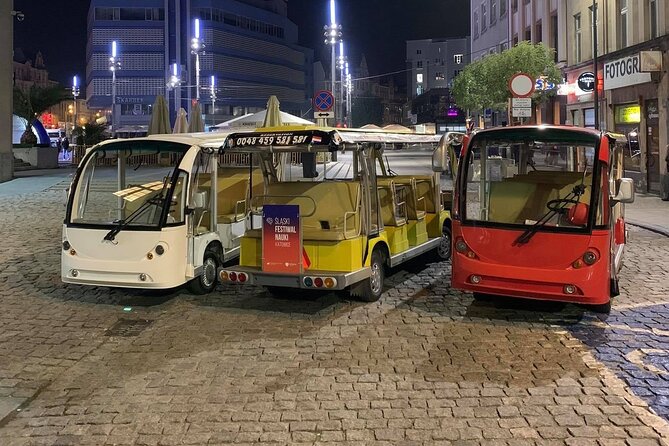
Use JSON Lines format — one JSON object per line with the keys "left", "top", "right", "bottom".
{"left": 219, "top": 270, "right": 249, "bottom": 284}
{"left": 304, "top": 276, "right": 337, "bottom": 289}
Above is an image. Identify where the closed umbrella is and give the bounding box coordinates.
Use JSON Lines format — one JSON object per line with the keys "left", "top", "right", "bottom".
{"left": 189, "top": 102, "right": 205, "bottom": 133}
{"left": 261, "top": 96, "right": 290, "bottom": 179}
{"left": 173, "top": 108, "right": 189, "bottom": 134}
{"left": 262, "top": 95, "right": 283, "bottom": 128}
{"left": 148, "top": 95, "right": 171, "bottom": 135}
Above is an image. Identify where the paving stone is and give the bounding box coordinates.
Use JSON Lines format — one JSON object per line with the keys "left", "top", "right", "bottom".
{"left": 0, "top": 189, "right": 668, "bottom": 444}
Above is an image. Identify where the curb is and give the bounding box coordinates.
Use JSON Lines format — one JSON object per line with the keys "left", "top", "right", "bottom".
{"left": 627, "top": 219, "right": 669, "bottom": 238}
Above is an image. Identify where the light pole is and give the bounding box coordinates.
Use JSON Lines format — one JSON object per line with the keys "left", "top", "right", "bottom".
{"left": 337, "top": 40, "right": 347, "bottom": 126}
{"left": 210, "top": 75, "right": 217, "bottom": 130}
{"left": 191, "top": 19, "right": 205, "bottom": 104}
{"left": 71, "top": 75, "right": 80, "bottom": 137}
{"left": 323, "top": 0, "right": 342, "bottom": 126}
{"left": 109, "top": 41, "right": 120, "bottom": 137}
{"left": 167, "top": 62, "right": 181, "bottom": 117}
{"left": 345, "top": 62, "right": 352, "bottom": 127}
{"left": 590, "top": 0, "right": 599, "bottom": 130}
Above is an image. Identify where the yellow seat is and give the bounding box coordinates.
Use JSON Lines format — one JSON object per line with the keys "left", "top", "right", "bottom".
{"left": 247, "top": 181, "right": 361, "bottom": 241}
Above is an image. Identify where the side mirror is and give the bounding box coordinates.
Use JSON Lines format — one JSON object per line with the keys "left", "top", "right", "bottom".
{"left": 611, "top": 178, "right": 635, "bottom": 204}
{"left": 190, "top": 191, "right": 208, "bottom": 210}
{"left": 432, "top": 141, "right": 448, "bottom": 172}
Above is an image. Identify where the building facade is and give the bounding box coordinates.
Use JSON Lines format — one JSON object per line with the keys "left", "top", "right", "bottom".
{"left": 406, "top": 37, "right": 470, "bottom": 99}
{"left": 13, "top": 50, "right": 57, "bottom": 92}
{"left": 565, "top": 0, "right": 668, "bottom": 193}
{"left": 471, "top": 0, "right": 510, "bottom": 62}
{"left": 87, "top": 0, "right": 313, "bottom": 132}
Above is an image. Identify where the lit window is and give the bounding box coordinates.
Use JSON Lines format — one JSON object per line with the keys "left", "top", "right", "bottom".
{"left": 417, "top": 73, "right": 424, "bottom": 83}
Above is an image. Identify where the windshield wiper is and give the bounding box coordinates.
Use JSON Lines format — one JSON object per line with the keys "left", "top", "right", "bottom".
{"left": 513, "top": 184, "right": 586, "bottom": 246}
{"left": 103, "top": 196, "right": 164, "bottom": 242}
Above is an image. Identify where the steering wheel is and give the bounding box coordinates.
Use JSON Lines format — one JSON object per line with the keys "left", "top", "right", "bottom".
{"left": 546, "top": 198, "right": 581, "bottom": 213}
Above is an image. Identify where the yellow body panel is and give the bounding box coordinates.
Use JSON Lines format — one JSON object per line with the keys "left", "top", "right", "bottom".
{"left": 240, "top": 235, "right": 366, "bottom": 272}
{"left": 384, "top": 225, "right": 410, "bottom": 255}
{"left": 426, "top": 211, "right": 450, "bottom": 237}
{"left": 406, "top": 220, "right": 428, "bottom": 246}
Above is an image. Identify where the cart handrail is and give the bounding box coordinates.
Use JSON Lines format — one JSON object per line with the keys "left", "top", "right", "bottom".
{"left": 250, "top": 194, "right": 317, "bottom": 218}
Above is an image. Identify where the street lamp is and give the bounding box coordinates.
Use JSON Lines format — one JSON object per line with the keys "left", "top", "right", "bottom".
{"left": 345, "top": 62, "right": 352, "bottom": 128}
{"left": 109, "top": 41, "right": 121, "bottom": 137}
{"left": 71, "top": 75, "right": 80, "bottom": 138}
{"left": 323, "top": 0, "right": 342, "bottom": 125}
{"left": 167, "top": 62, "right": 181, "bottom": 115}
{"left": 191, "top": 19, "right": 205, "bottom": 103}
{"left": 210, "top": 75, "right": 217, "bottom": 129}
{"left": 589, "top": 0, "right": 600, "bottom": 130}
{"left": 337, "top": 40, "right": 347, "bottom": 126}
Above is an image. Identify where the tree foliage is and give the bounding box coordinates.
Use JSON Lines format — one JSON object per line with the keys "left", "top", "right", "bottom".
{"left": 452, "top": 42, "right": 562, "bottom": 112}
{"left": 73, "top": 123, "right": 109, "bottom": 146}
{"left": 13, "top": 85, "right": 69, "bottom": 144}
{"left": 351, "top": 97, "right": 383, "bottom": 128}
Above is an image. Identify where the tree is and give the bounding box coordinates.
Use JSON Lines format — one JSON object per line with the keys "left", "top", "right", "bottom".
{"left": 452, "top": 42, "right": 562, "bottom": 113}
{"left": 72, "top": 122, "right": 109, "bottom": 147}
{"left": 351, "top": 97, "right": 383, "bottom": 128}
{"left": 13, "top": 85, "right": 69, "bottom": 145}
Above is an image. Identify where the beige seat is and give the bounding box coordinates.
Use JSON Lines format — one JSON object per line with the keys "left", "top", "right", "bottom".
{"left": 246, "top": 181, "right": 361, "bottom": 241}
{"left": 390, "top": 177, "right": 426, "bottom": 221}
{"left": 377, "top": 178, "right": 407, "bottom": 227}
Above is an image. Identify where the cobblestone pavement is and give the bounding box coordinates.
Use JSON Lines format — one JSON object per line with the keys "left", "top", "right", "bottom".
{"left": 0, "top": 188, "right": 669, "bottom": 445}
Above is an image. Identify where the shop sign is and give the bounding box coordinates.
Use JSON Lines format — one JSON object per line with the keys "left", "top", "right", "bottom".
{"left": 640, "top": 51, "right": 663, "bottom": 72}
{"left": 262, "top": 204, "right": 303, "bottom": 274}
{"left": 604, "top": 54, "right": 652, "bottom": 90}
{"left": 614, "top": 104, "right": 641, "bottom": 124}
{"left": 577, "top": 72, "right": 596, "bottom": 92}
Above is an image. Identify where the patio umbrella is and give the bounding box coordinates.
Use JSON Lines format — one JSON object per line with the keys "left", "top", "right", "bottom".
{"left": 189, "top": 102, "right": 205, "bottom": 133}
{"left": 262, "top": 96, "right": 289, "bottom": 180}
{"left": 173, "top": 108, "right": 189, "bottom": 134}
{"left": 147, "top": 95, "right": 171, "bottom": 135}
{"left": 262, "top": 95, "right": 283, "bottom": 128}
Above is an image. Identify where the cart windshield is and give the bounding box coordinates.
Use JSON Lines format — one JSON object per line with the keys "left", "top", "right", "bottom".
{"left": 461, "top": 128, "right": 601, "bottom": 230}
{"left": 68, "top": 141, "right": 190, "bottom": 228}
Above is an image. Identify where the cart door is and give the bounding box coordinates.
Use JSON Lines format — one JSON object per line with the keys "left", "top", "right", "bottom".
{"left": 188, "top": 151, "right": 216, "bottom": 267}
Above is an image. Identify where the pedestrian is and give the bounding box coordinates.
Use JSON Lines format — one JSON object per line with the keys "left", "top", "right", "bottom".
{"left": 62, "top": 136, "right": 70, "bottom": 152}
{"left": 661, "top": 146, "right": 669, "bottom": 201}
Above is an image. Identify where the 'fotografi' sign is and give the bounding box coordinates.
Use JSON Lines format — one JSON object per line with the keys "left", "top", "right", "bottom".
{"left": 604, "top": 54, "right": 652, "bottom": 91}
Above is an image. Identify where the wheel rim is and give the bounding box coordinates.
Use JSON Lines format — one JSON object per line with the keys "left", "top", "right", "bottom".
{"left": 370, "top": 262, "right": 382, "bottom": 295}
{"left": 438, "top": 231, "right": 451, "bottom": 259}
{"left": 201, "top": 257, "right": 217, "bottom": 289}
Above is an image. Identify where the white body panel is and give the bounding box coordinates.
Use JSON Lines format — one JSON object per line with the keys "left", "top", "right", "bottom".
{"left": 62, "top": 225, "right": 190, "bottom": 289}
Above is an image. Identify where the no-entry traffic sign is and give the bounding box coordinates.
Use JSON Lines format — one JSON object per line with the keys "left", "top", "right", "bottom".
{"left": 314, "top": 90, "right": 335, "bottom": 112}
{"left": 509, "top": 73, "right": 536, "bottom": 98}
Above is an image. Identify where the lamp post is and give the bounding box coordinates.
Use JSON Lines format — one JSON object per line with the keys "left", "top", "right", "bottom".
{"left": 210, "top": 75, "right": 217, "bottom": 130}
{"left": 167, "top": 62, "right": 181, "bottom": 116}
{"left": 71, "top": 75, "right": 80, "bottom": 138}
{"left": 590, "top": 0, "right": 599, "bottom": 130}
{"left": 345, "top": 62, "right": 352, "bottom": 127}
{"left": 109, "top": 41, "right": 120, "bottom": 137}
{"left": 337, "top": 40, "right": 347, "bottom": 126}
{"left": 191, "top": 19, "right": 205, "bottom": 104}
{"left": 323, "top": 0, "right": 342, "bottom": 126}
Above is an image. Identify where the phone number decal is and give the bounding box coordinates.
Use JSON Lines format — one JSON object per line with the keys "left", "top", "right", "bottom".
{"left": 233, "top": 134, "right": 311, "bottom": 147}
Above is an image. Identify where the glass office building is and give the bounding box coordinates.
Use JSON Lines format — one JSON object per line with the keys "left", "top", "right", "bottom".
{"left": 87, "top": 0, "right": 313, "bottom": 132}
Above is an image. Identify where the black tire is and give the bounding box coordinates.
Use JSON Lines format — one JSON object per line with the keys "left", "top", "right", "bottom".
{"left": 589, "top": 300, "right": 612, "bottom": 314}
{"left": 188, "top": 250, "right": 219, "bottom": 295}
{"left": 435, "top": 224, "right": 452, "bottom": 261}
{"left": 353, "top": 249, "right": 386, "bottom": 302}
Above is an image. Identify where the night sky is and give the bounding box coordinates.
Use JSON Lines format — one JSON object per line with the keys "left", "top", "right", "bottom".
{"left": 13, "top": 0, "right": 470, "bottom": 87}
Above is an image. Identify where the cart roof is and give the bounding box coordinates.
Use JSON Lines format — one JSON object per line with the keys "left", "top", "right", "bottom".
{"left": 221, "top": 126, "right": 442, "bottom": 153}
